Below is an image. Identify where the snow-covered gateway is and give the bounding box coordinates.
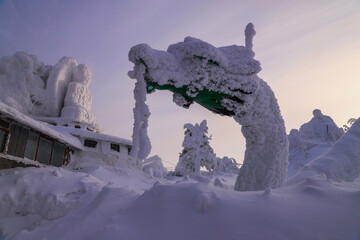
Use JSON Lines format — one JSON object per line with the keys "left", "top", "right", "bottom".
{"left": 129, "top": 23, "right": 289, "bottom": 191}
{"left": 0, "top": 52, "right": 132, "bottom": 169}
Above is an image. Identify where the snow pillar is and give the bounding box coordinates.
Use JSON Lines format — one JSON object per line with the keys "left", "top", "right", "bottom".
{"left": 245, "top": 23, "right": 256, "bottom": 50}
{"left": 130, "top": 64, "right": 152, "bottom": 160}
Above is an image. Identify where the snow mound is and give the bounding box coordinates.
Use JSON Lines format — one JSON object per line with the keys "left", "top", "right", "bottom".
{"left": 288, "top": 109, "right": 344, "bottom": 177}
{"left": 142, "top": 155, "right": 167, "bottom": 179}
{"left": 288, "top": 117, "right": 360, "bottom": 184}
{"left": 15, "top": 177, "right": 360, "bottom": 240}
{"left": 0, "top": 167, "right": 103, "bottom": 220}
{"left": 0, "top": 167, "right": 103, "bottom": 239}
{"left": 0, "top": 52, "right": 101, "bottom": 131}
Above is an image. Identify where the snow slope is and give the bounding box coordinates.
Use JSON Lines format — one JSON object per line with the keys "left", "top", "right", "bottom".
{"left": 288, "top": 117, "right": 360, "bottom": 185}
{"left": 4, "top": 170, "right": 360, "bottom": 240}
{"left": 288, "top": 109, "right": 344, "bottom": 177}
{"left": 0, "top": 110, "right": 359, "bottom": 239}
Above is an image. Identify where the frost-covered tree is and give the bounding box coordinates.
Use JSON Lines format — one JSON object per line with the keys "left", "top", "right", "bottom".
{"left": 217, "top": 156, "right": 239, "bottom": 174}
{"left": 175, "top": 120, "right": 217, "bottom": 176}
{"left": 343, "top": 118, "right": 357, "bottom": 132}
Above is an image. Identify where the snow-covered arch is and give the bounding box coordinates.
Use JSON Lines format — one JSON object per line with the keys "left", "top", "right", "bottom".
{"left": 128, "top": 23, "right": 289, "bottom": 191}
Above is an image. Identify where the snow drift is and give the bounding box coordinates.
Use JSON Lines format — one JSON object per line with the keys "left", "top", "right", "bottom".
{"left": 10, "top": 172, "right": 360, "bottom": 240}
{"left": 288, "top": 117, "right": 360, "bottom": 184}
{"left": 288, "top": 109, "right": 344, "bottom": 177}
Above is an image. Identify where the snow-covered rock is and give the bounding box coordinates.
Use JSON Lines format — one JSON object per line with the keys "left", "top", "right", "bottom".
{"left": 288, "top": 109, "right": 344, "bottom": 177}
{"left": 288, "top": 117, "right": 360, "bottom": 184}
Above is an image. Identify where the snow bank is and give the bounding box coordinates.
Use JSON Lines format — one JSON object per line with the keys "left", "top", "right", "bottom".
{"left": 288, "top": 109, "right": 344, "bottom": 177}
{"left": 12, "top": 175, "right": 360, "bottom": 240}
{"left": 0, "top": 167, "right": 103, "bottom": 239}
{"left": 0, "top": 52, "right": 101, "bottom": 131}
{"left": 288, "top": 117, "right": 360, "bottom": 184}
{"left": 129, "top": 23, "right": 288, "bottom": 191}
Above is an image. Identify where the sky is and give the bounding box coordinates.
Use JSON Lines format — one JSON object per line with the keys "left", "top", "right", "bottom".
{"left": 0, "top": 0, "right": 359, "bottom": 169}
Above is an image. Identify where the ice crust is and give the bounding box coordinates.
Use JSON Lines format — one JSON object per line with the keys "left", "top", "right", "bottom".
{"left": 0, "top": 52, "right": 101, "bottom": 131}
{"left": 129, "top": 23, "right": 288, "bottom": 191}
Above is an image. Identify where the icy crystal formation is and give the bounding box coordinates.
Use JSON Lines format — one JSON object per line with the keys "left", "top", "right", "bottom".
{"left": 129, "top": 23, "right": 288, "bottom": 191}
{"left": 0, "top": 52, "right": 101, "bottom": 131}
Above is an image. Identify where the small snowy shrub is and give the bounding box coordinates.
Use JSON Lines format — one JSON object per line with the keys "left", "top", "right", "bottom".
{"left": 175, "top": 120, "right": 217, "bottom": 176}
{"left": 217, "top": 156, "right": 239, "bottom": 174}
{"left": 142, "top": 155, "right": 167, "bottom": 178}
{"left": 343, "top": 118, "right": 357, "bottom": 132}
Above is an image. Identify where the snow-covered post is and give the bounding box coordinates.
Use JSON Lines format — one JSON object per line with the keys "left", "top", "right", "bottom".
{"left": 129, "top": 63, "right": 151, "bottom": 160}
{"left": 245, "top": 23, "right": 256, "bottom": 50}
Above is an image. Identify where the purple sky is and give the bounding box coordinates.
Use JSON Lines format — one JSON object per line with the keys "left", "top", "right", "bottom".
{"left": 1, "top": 0, "right": 359, "bottom": 169}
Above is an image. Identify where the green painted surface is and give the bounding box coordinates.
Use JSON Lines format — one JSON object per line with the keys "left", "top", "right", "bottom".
{"left": 146, "top": 82, "right": 238, "bottom": 116}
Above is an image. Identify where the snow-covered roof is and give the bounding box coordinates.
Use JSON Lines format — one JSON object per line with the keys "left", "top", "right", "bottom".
{"left": 51, "top": 126, "right": 132, "bottom": 147}
{"left": 0, "top": 102, "right": 83, "bottom": 150}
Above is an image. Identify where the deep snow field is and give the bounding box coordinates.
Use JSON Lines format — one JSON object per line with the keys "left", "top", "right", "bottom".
{"left": 0, "top": 151, "right": 359, "bottom": 240}
{"left": 0, "top": 87, "right": 359, "bottom": 239}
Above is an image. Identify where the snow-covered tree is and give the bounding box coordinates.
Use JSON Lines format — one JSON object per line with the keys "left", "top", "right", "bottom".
{"left": 175, "top": 120, "right": 217, "bottom": 176}
{"left": 343, "top": 118, "right": 357, "bottom": 132}
{"left": 217, "top": 156, "right": 239, "bottom": 174}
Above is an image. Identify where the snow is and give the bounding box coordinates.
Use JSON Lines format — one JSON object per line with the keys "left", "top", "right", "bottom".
{"left": 1, "top": 166, "right": 359, "bottom": 240}
{"left": 0, "top": 101, "right": 83, "bottom": 150}
{"left": 50, "top": 126, "right": 131, "bottom": 147}
{"left": 175, "top": 120, "right": 217, "bottom": 176}
{"left": 288, "top": 109, "right": 344, "bottom": 177}
{"left": 142, "top": 155, "right": 167, "bottom": 179}
{"left": 1, "top": 24, "right": 359, "bottom": 240}
{"left": 129, "top": 63, "right": 151, "bottom": 160}
{"left": 245, "top": 22, "right": 256, "bottom": 50}
{"left": 0, "top": 52, "right": 101, "bottom": 132}
{"left": 174, "top": 120, "right": 238, "bottom": 176}
{"left": 0, "top": 167, "right": 104, "bottom": 239}
{"left": 129, "top": 23, "right": 288, "bottom": 191}
{"left": 288, "top": 117, "right": 360, "bottom": 184}
{"left": 0, "top": 112, "right": 359, "bottom": 239}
